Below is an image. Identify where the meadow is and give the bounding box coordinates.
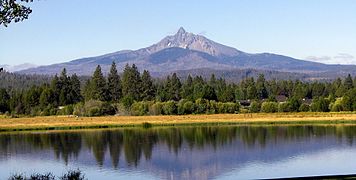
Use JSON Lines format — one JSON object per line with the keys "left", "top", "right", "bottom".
{"left": 2, "top": 112, "right": 356, "bottom": 132}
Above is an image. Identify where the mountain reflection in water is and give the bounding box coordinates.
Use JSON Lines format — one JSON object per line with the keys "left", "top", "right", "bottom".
{"left": 1, "top": 125, "right": 356, "bottom": 179}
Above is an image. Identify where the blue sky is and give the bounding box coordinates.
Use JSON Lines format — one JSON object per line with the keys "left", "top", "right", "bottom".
{"left": 1, "top": 0, "right": 355, "bottom": 65}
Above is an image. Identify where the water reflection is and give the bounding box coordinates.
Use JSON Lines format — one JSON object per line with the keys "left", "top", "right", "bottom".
{"left": 1, "top": 125, "right": 356, "bottom": 179}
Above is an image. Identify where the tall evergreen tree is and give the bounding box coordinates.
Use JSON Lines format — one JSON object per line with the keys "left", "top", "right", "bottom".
{"left": 169, "top": 73, "right": 181, "bottom": 101}
{"left": 91, "top": 65, "right": 107, "bottom": 101}
{"left": 121, "top": 64, "right": 141, "bottom": 101}
{"left": 140, "top": 70, "right": 155, "bottom": 101}
{"left": 0, "top": 88, "right": 10, "bottom": 113}
{"left": 39, "top": 87, "right": 53, "bottom": 109}
{"left": 70, "top": 73, "right": 82, "bottom": 103}
{"left": 107, "top": 62, "right": 122, "bottom": 102}
{"left": 256, "top": 74, "right": 268, "bottom": 99}
{"left": 344, "top": 74, "right": 353, "bottom": 90}
{"left": 181, "top": 75, "right": 194, "bottom": 101}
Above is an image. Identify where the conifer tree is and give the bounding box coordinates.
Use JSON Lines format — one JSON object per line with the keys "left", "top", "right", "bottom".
{"left": 256, "top": 74, "right": 268, "bottom": 99}
{"left": 344, "top": 74, "right": 353, "bottom": 90}
{"left": 70, "top": 73, "right": 82, "bottom": 103}
{"left": 0, "top": 88, "right": 10, "bottom": 113}
{"left": 140, "top": 70, "right": 155, "bottom": 101}
{"left": 169, "top": 73, "right": 181, "bottom": 101}
{"left": 181, "top": 75, "right": 194, "bottom": 100}
{"left": 107, "top": 62, "right": 122, "bottom": 102}
{"left": 121, "top": 64, "right": 141, "bottom": 101}
{"left": 91, "top": 65, "right": 107, "bottom": 101}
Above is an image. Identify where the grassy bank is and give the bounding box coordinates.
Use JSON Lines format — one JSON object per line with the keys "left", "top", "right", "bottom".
{"left": 1, "top": 112, "right": 356, "bottom": 132}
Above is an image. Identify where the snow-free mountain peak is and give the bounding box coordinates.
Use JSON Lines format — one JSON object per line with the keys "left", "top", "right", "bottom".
{"left": 18, "top": 27, "right": 356, "bottom": 78}
{"left": 145, "top": 27, "right": 242, "bottom": 57}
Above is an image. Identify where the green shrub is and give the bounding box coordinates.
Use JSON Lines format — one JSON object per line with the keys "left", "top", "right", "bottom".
{"left": 84, "top": 100, "right": 103, "bottom": 116}
{"left": 250, "top": 101, "right": 261, "bottom": 113}
{"left": 261, "top": 102, "right": 278, "bottom": 113}
{"left": 121, "top": 95, "right": 134, "bottom": 109}
{"left": 207, "top": 100, "right": 217, "bottom": 114}
{"left": 183, "top": 101, "right": 195, "bottom": 114}
{"left": 58, "top": 105, "right": 74, "bottom": 115}
{"left": 131, "top": 101, "right": 149, "bottom": 116}
{"left": 225, "top": 102, "right": 239, "bottom": 113}
{"left": 278, "top": 102, "right": 291, "bottom": 112}
{"left": 73, "top": 102, "right": 85, "bottom": 116}
{"left": 177, "top": 99, "right": 189, "bottom": 115}
{"left": 195, "top": 98, "right": 209, "bottom": 114}
{"left": 299, "top": 104, "right": 310, "bottom": 112}
{"left": 311, "top": 97, "right": 330, "bottom": 112}
{"left": 162, "top": 100, "right": 177, "bottom": 115}
{"left": 149, "top": 102, "right": 163, "bottom": 115}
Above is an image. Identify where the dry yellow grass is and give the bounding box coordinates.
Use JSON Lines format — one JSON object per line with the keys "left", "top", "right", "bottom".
{"left": 1, "top": 112, "right": 356, "bottom": 131}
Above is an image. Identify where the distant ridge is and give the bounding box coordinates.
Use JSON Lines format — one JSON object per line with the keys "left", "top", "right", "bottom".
{"left": 18, "top": 27, "right": 356, "bottom": 79}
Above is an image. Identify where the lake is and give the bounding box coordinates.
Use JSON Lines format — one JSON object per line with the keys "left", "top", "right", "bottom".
{"left": 1, "top": 125, "right": 356, "bottom": 179}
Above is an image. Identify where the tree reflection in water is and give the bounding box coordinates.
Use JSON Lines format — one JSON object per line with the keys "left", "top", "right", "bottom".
{"left": 1, "top": 125, "right": 356, "bottom": 168}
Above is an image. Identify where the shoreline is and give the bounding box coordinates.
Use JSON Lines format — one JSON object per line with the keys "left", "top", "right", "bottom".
{"left": 1, "top": 112, "right": 356, "bottom": 132}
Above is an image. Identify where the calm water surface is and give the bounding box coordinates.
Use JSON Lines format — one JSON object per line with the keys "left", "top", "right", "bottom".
{"left": 1, "top": 125, "right": 356, "bottom": 179}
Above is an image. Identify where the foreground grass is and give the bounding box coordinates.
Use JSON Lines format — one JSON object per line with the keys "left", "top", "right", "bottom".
{"left": 2, "top": 112, "right": 356, "bottom": 132}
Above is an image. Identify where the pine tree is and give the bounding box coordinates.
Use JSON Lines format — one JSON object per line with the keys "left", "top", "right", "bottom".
{"left": 58, "top": 68, "right": 71, "bottom": 105}
{"left": 121, "top": 64, "right": 141, "bottom": 101}
{"left": 39, "top": 87, "right": 53, "bottom": 109}
{"left": 107, "top": 62, "right": 122, "bottom": 102}
{"left": 256, "top": 74, "right": 268, "bottom": 99}
{"left": 70, "top": 73, "right": 82, "bottom": 103}
{"left": 0, "top": 88, "right": 10, "bottom": 113}
{"left": 344, "top": 74, "right": 353, "bottom": 90}
{"left": 181, "top": 75, "right": 194, "bottom": 101}
{"left": 169, "top": 73, "right": 181, "bottom": 101}
{"left": 50, "top": 75, "right": 60, "bottom": 106}
{"left": 91, "top": 65, "right": 107, "bottom": 101}
{"left": 140, "top": 70, "right": 155, "bottom": 101}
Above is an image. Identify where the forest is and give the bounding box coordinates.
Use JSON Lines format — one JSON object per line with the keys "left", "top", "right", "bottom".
{"left": 1, "top": 62, "right": 356, "bottom": 117}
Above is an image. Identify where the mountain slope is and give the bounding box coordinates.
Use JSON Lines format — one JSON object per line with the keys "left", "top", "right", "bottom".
{"left": 18, "top": 27, "right": 356, "bottom": 77}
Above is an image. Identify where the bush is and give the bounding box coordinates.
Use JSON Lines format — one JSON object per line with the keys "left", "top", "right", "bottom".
{"left": 207, "top": 100, "right": 217, "bottom": 114}
{"left": 250, "top": 101, "right": 261, "bottom": 113}
{"left": 216, "top": 102, "right": 239, "bottom": 113}
{"left": 121, "top": 95, "right": 134, "bottom": 109}
{"left": 59, "top": 169, "right": 85, "bottom": 180}
{"left": 162, "top": 100, "right": 177, "bottom": 115}
{"left": 177, "top": 99, "right": 189, "bottom": 115}
{"left": 73, "top": 102, "right": 85, "bottom": 116}
{"left": 115, "top": 103, "right": 130, "bottom": 116}
{"left": 299, "top": 104, "right": 310, "bottom": 112}
{"left": 225, "top": 102, "right": 239, "bottom": 113}
{"left": 149, "top": 102, "right": 163, "bottom": 115}
{"left": 311, "top": 97, "right": 330, "bottom": 112}
{"left": 195, "top": 98, "right": 209, "bottom": 114}
{"left": 8, "top": 170, "right": 85, "bottom": 180}
{"left": 131, "top": 101, "right": 149, "bottom": 116}
{"left": 9, "top": 172, "right": 55, "bottom": 180}
{"left": 278, "top": 102, "right": 291, "bottom": 112}
{"left": 101, "top": 102, "right": 116, "bottom": 115}
{"left": 288, "top": 97, "right": 301, "bottom": 112}
{"left": 182, "top": 101, "right": 195, "bottom": 114}
{"left": 84, "top": 100, "right": 103, "bottom": 116}
{"left": 261, "top": 102, "right": 278, "bottom": 113}
{"left": 42, "top": 105, "right": 57, "bottom": 116}
{"left": 330, "top": 98, "right": 343, "bottom": 112}
{"left": 58, "top": 105, "right": 74, "bottom": 115}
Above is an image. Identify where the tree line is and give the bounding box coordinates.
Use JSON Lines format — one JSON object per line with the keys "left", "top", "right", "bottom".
{"left": 1, "top": 62, "right": 356, "bottom": 116}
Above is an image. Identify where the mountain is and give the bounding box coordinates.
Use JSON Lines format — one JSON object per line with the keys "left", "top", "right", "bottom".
{"left": 18, "top": 27, "right": 356, "bottom": 78}
{"left": 1, "top": 63, "right": 37, "bottom": 72}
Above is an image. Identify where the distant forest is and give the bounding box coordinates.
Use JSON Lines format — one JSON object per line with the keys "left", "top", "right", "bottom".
{"left": 1, "top": 62, "right": 356, "bottom": 116}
